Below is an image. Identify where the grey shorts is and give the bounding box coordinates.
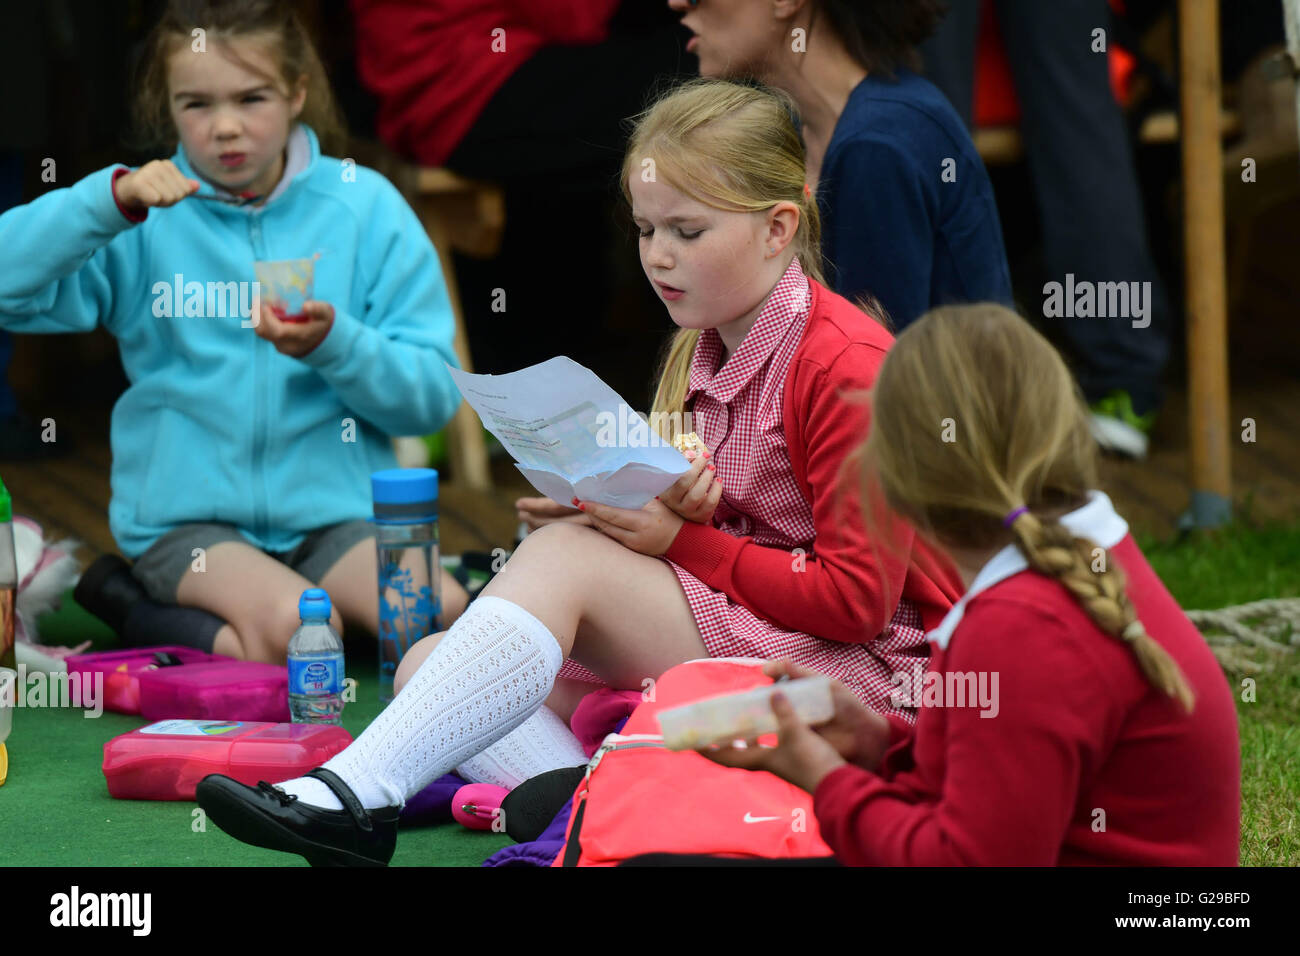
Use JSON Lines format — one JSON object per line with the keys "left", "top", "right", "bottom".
{"left": 130, "top": 520, "right": 376, "bottom": 603}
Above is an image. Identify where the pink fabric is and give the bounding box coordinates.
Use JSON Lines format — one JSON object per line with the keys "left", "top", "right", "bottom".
{"left": 568, "top": 688, "right": 642, "bottom": 757}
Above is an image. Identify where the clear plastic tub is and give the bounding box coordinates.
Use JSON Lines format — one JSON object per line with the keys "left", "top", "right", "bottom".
{"left": 656, "top": 676, "right": 835, "bottom": 750}
{"left": 253, "top": 256, "right": 315, "bottom": 322}
{"left": 102, "top": 719, "right": 352, "bottom": 800}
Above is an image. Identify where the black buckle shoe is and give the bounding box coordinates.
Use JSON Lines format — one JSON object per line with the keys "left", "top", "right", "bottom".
{"left": 196, "top": 767, "right": 400, "bottom": 867}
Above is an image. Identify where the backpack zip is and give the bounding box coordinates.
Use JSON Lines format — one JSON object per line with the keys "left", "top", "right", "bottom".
{"left": 565, "top": 733, "right": 667, "bottom": 867}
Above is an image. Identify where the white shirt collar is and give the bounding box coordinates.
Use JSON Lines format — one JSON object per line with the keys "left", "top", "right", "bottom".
{"left": 263, "top": 124, "right": 311, "bottom": 204}
{"left": 926, "top": 490, "right": 1128, "bottom": 650}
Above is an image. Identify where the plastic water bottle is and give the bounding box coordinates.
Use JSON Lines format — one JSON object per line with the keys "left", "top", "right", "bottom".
{"left": 372, "top": 468, "right": 440, "bottom": 704}
{"left": 0, "top": 474, "right": 16, "bottom": 674}
{"left": 287, "top": 588, "right": 345, "bottom": 724}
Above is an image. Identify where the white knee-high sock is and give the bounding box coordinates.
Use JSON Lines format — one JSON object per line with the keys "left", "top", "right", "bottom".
{"left": 276, "top": 595, "right": 562, "bottom": 810}
{"left": 453, "top": 705, "right": 589, "bottom": 790}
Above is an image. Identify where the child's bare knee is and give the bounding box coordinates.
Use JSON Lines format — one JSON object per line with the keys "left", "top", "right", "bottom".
{"left": 395, "top": 632, "right": 443, "bottom": 695}
{"left": 238, "top": 603, "right": 299, "bottom": 664}
{"left": 441, "top": 579, "right": 469, "bottom": 627}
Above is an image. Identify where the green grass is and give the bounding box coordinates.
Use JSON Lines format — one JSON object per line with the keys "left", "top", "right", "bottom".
{"left": 1137, "top": 515, "right": 1300, "bottom": 866}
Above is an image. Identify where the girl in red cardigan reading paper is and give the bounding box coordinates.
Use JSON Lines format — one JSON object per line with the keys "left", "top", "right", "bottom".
{"left": 194, "top": 79, "right": 958, "bottom": 866}
{"left": 702, "top": 304, "right": 1241, "bottom": 866}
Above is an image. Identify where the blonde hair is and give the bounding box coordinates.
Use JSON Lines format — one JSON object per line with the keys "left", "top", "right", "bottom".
{"left": 622, "top": 79, "right": 824, "bottom": 436}
{"left": 131, "top": 0, "right": 347, "bottom": 156}
{"left": 856, "top": 303, "right": 1195, "bottom": 712}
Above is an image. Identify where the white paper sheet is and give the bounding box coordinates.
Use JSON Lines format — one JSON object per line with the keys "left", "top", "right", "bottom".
{"left": 446, "top": 357, "right": 692, "bottom": 510}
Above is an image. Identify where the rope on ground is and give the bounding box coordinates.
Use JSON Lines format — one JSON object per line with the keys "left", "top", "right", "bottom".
{"left": 1185, "top": 598, "right": 1300, "bottom": 673}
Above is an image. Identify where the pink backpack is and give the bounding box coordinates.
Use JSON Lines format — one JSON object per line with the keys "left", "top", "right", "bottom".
{"left": 554, "top": 659, "right": 834, "bottom": 866}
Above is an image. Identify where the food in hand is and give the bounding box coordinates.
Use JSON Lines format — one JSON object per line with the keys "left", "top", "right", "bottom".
{"left": 672, "top": 432, "right": 706, "bottom": 456}
{"left": 657, "top": 677, "right": 835, "bottom": 750}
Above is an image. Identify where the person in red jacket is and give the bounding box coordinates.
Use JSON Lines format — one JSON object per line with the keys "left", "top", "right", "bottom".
{"left": 195, "top": 78, "right": 959, "bottom": 866}
{"left": 701, "top": 302, "right": 1241, "bottom": 866}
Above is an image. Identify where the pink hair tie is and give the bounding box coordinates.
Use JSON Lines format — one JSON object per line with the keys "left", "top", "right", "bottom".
{"left": 1002, "top": 506, "right": 1028, "bottom": 528}
{"left": 803, "top": 182, "right": 812, "bottom": 199}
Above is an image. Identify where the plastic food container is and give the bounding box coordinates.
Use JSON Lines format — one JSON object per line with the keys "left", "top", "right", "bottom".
{"left": 66, "top": 647, "right": 221, "bottom": 715}
{"left": 103, "top": 719, "right": 352, "bottom": 800}
{"left": 253, "top": 256, "right": 315, "bottom": 322}
{"left": 138, "top": 660, "right": 290, "bottom": 723}
{"left": 656, "top": 676, "right": 835, "bottom": 750}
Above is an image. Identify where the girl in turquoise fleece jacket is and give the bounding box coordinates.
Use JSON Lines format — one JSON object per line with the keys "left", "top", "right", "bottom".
{"left": 0, "top": 1, "right": 469, "bottom": 660}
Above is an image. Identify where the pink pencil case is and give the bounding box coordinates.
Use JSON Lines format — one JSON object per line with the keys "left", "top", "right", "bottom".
{"left": 65, "top": 646, "right": 223, "bottom": 715}
{"left": 138, "top": 660, "right": 291, "bottom": 723}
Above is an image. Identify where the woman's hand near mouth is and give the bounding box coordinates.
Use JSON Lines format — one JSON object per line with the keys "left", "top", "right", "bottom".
{"left": 113, "top": 160, "right": 200, "bottom": 212}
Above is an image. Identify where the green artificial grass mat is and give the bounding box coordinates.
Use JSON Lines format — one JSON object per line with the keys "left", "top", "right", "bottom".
{"left": 6, "top": 591, "right": 513, "bottom": 867}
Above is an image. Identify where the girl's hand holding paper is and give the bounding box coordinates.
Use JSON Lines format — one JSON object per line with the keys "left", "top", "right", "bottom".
{"left": 574, "top": 495, "right": 685, "bottom": 557}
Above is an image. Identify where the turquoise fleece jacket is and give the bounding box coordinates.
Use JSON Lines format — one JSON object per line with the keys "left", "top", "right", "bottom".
{"left": 0, "top": 125, "right": 460, "bottom": 557}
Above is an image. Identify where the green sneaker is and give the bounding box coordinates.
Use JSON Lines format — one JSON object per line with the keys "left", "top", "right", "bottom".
{"left": 1088, "top": 390, "right": 1156, "bottom": 459}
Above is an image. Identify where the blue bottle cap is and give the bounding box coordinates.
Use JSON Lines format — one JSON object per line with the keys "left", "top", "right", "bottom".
{"left": 371, "top": 468, "right": 438, "bottom": 522}
{"left": 299, "top": 587, "right": 332, "bottom": 622}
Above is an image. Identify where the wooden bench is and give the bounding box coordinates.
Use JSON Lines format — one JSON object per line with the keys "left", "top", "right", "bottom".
{"left": 973, "top": 108, "right": 1240, "bottom": 165}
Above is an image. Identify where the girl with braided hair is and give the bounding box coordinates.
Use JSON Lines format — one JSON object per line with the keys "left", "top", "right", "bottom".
{"left": 700, "top": 303, "right": 1240, "bottom": 866}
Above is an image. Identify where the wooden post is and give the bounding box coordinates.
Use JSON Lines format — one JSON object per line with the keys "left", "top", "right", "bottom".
{"left": 1178, "top": 0, "right": 1232, "bottom": 528}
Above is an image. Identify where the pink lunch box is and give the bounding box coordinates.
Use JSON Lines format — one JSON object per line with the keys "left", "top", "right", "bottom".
{"left": 103, "top": 720, "right": 353, "bottom": 800}
{"left": 137, "top": 660, "right": 291, "bottom": 723}
{"left": 65, "top": 646, "right": 222, "bottom": 715}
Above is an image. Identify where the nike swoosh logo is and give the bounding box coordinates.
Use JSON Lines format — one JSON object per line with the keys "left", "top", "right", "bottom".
{"left": 743, "top": 813, "right": 782, "bottom": 823}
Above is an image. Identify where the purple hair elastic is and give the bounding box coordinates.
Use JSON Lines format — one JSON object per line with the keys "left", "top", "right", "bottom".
{"left": 1002, "top": 506, "right": 1029, "bottom": 527}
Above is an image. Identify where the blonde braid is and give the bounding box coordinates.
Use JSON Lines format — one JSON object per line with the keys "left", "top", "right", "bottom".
{"left": 1007, "top": 510, "right": 1196, "bottom": 713}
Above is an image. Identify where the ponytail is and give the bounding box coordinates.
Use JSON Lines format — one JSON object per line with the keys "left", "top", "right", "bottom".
{"left": 650, "top": 328, "right": 702, "bottom": 440}
{"left": 1006, "top": 510, "right": 1196, "bottom": 713}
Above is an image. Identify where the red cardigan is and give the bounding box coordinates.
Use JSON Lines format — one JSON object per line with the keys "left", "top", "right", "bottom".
{"left": 813, "top": 534, "right": 1242, "bottom": 865}
{"left": 352, "top": 0, "right": 621, "bottom": 167}
{"left": 665, "top": 279, "right": 962, "bottom": 644}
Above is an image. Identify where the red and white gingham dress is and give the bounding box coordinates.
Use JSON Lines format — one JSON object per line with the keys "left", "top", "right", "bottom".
{"left": 558, "top": 259, "right": 928, "bottom": 721}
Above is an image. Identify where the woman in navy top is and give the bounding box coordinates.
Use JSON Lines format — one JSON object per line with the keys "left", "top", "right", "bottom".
{"left": 669, "top": 0, "right": 1012, "bottom": 329}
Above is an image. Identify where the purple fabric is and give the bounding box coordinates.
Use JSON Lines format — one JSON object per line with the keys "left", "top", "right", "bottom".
{"left": 399, "top": 773, "right": 466, "bottom": 825}
{"left": 481, "top": 714, "right": 632, "bottom": 867}
{"left": 481, "top": 800, "right": 574, "bottom": 867}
